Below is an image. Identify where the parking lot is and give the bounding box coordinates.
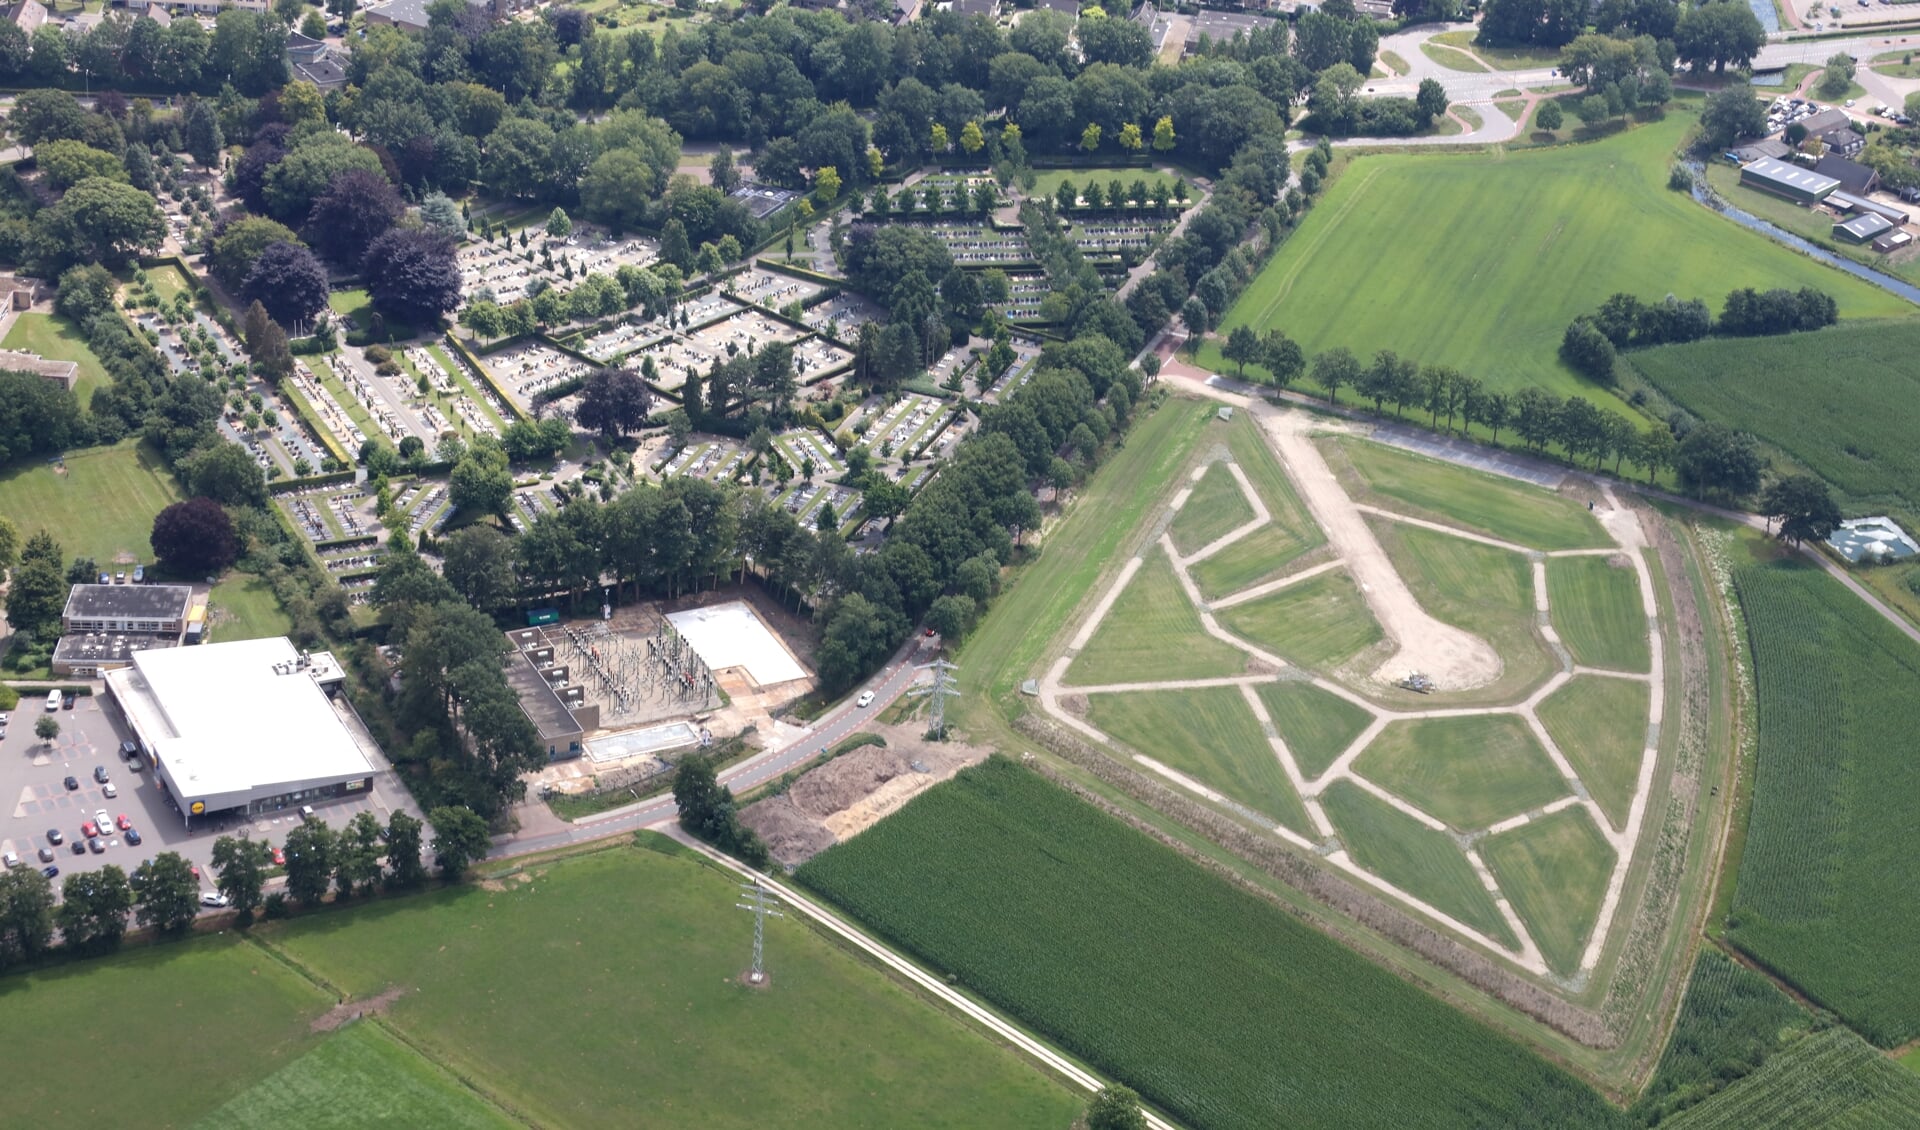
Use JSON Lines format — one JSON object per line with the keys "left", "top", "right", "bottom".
{"left": 0, "top": 689, "right": 422, "bottom": 898}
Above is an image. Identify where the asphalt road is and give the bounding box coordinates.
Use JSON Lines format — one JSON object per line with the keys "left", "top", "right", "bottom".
{"left": 486, "top": 638, "right": 931, "bottom": 859}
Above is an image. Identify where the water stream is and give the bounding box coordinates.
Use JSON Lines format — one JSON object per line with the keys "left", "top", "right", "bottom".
{"left": 1686, "top": 161, "right": 1920, "bottom": 306}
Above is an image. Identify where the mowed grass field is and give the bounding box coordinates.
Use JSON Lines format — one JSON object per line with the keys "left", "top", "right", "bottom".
{"left": 1067, "top": 547, "right": 1247, "bottom": 685}
{"left": 207, "top": 573, "right": 295, "bottom": 642}
{"left": 0, "top": 439, "right": 183, "bottom": 563}
{"left": 1353, "top": 713, "right": 1567, "bottom": 829}
{"left": 1169, "top": 459, "right": 1255, "bottom": 556}
{"left": 1333, "top": 438, "right": 1607, "bottom": 550}
{"left": 1628, "top": 321, "right": 1920, "bottom": 527}
{"left": 261, "top": 841, "right": 1080, "bottom": 1129}
{"left": 1536, "top": 675, "right": 1650, "bottom": 832}
{"left": 1320, "top": 779, "right": 1518, "bottom": 947}
{"left": 1256, "top": 679, "right": 1373, "bottom": 779}
{"left": 3, "top": 311, "right": 111, "bottom": 406}
{"left": 1482, "top": 807, "right": 1615, "bottom": 977}
{"left": 1084, "top": 685, "right": 1310, "bottom": 834}
{"left": 1205, "top": 113, "right": 1908, "bottom": 403}
{"left": 798, "top": 759, "right": 1623, "bottom": 1129}
{"left": 1216, "top": 569, "right": 1383, "bottom": 670}
{"left": 1726, "top": 561, "right": 1920, "bottom": 1048}
{"left": 1547, "top": 555, "right": 1650, "bottom": 671}
{"left": 1188, "top": 413, "right": 1326, "bottom": 599}
{"left": 194, "top": 1023, "right": 517, "bottom": 1130}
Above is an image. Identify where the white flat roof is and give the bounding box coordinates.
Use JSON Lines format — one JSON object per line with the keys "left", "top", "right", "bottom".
{"left": 106, "top": 636, "right": 373, "bottom": 800}
{"left": 666, "top": 602, "right": 807, "bottom": 686}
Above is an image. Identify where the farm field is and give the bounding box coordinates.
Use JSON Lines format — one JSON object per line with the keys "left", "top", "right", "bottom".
{"left": 1536, "top": 675, "right": 1650, "bottom": 831}
{"left": 1066, "top": 548, "right": 1247, "bottom": 684}
{"left": 1214, "top": 569, "right": 1382, "bottom": 670}
{"left": 1332, "top": 438, "right": 1607, "bottom": 551}
{"left": 1481, "top": 807, "right": 1614, "bottom": 977}
{"left": 260, "top": 840, "right": 1081, "bottom": 1129}
{"left": 1352, "top": 714, "right": 1566, "bottom": 829}
{"left": 1631, "top": 948, "right": 1811, "bottom": 1125}
{"left": 1202, "top": 112, "right": 1908, "bottom": 404}
{"left": 0, "top": 439, "right": 183, "bottom": 564}
{"left": 7, "top": 935, "right": 331, "bottom": 1126}
{"left": 1662, "top": 1027, "right": 1920, "bottom": 1129}
{"left": 1188, "top": 523, "right": 1319, "bottom": 599}
{"left": 1084, "top": 686, "right": 1311, "bottom": 833}
{"left": 1726, "top": 561, "right": 1920, "bottom": 1048}
{"left": 1254, "top": 679, "right": 1372, "bottom": 779}
{"left": 194, "top": 1023, "right": 517, "bottom": 1130}
{"left": 798, "top": 758, "right": 1623, "bottom": 1130}
{"left": 1548, "top": 556, "right": 1650, "bottom": 671}
{"left": 1169, "top": 459, "right": 1255, "bottom": 556}
{"left": 1320, "top": 779, "right": 1518, "bottom": 947}
{"left": 1629, "top": 321, "right": 1920, "bottom": 527}
{"left": 3, "top": 311, "right": 111, "bottom": 406}
{"left": 207, "top": 573, "right": 295, "bottom": 642}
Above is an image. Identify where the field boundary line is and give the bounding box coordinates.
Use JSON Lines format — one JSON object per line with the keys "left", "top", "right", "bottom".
{"left": 1354, "top": 503, "right": 1535, "bottom": 554}
{"left": 1206, "top": 559, "right": 1343, "bottom": 610}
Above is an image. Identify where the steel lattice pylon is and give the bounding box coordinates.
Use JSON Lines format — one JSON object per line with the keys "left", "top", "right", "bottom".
{"left": 734, "top": 880, "right": 784, "bottom": 984}
{"left": 907, "top": 658, "right": 961, "bottom": 739}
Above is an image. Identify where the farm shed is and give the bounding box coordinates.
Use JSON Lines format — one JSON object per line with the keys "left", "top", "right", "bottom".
{"left": 1827, "top": 190, "right": 1907, "bottom": 225}
{"left": 1833, "top": 212, "right": 1895, "bottom": 244}
{"left": 1872, "top": 229, "right": 1913, "bottom": 253}
{"left": 1740, "top": 157, "right": 1839, "bottom": 204}
{"left": 1815, "top": 155, "right": 1880, "bottom": 196}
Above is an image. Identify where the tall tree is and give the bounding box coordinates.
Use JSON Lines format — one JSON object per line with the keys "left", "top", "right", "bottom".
{"left": 57, "top": 866, "right": 131, "bottom": 950}
{"left": 1760, "top": 474, "right": 1842, "bottom": 545}
{"left": 131, "top": 853, "right": 199, "bottom": 932}
{"left": 428, "top": 806, "right": 490, "bottom": 879}
{"left": 151, "top": 497, "right": 239, "bottom": 573}
{"left": 5, "top": 529, "right": 66, "bottom": 638}
{"left": 575, "top": 366, "right": 653, "bottom": 441}
{"left": 211, "top": 834, "right": 268, "bottom": 915}
{"left": 241, "top": 240, "right": 330, "bottom": 330}
{"left": 305, "top": 167, "right": 404, "bottom": 267}
{"left": 183, "top": 99, "right": 224, "bottom": 169}
{"left": 384, "top": 811, "right": 427, "bottom": 889}
{"left": 282, "top": 816, "right": 337, "bottom": 905}
{"left": 362, "top": 228, "right": 462, "bottom": 326}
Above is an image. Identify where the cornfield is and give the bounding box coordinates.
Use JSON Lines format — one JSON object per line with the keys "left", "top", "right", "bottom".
{"left": 1663, "top": 1028, "right": 1920, "bottom": 1129}
{"left": 1632, "top": 949, "right": 1809, "bottom": 1124}
{"left": 798, "top": 758, "right": 1626, "bottom": 1130}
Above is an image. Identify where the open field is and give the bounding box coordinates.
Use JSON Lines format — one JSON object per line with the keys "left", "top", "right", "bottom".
{"left": 1631, "top": 948, "right": 1811, "bottom": 1124}
{"left": 1204, "top": 113, "right": 1909, "bottom": 403}
{"left": 262, "top": 841, "right": 1080, "bottom": 1129}
{"left": 0, "top": 439, "right": 183, "bottom": 564}
{"left": 1215, "top": 569, "right": 1382, "bottom": 670}
{"left": 1334, "top": 438, "right": 1607, "bottom": 550}
{"left": 1536, "top": 676, "right": 1650, "bottom": 831}
{"left": 4, "top": 311, "right": 111, "bottom": 406}
{"left": 1548, "top": 556, "right": 1650, "bottom": 671}
{"left": 1420, "top": 41, "right": 1487, "bottom": 71}
{"left": 1482, "top": 807, "right": 1614, "bottom": 977}
{"left": 1084, "top": 686, "right": 1310, "bottom": 833}
{"left": 1028, "top": 166, "right": 1178, "bottom": 200}
{"left": 1187, "top": 412, "right": 1325, "bottom": 598}
{"left": 6, "top": 936, "right": 330, "bottom": 1125}
{"left": 207, "top": 573, "right": 295, "bottom": 642}
{"left": 1725, "top": 560, "right": 1920, "bottom": 1048}
{"left": 1353, "top": 714, "right": 1566, "bottom": 829}
{"left": 1169, "top": 459, "right": 1254, "bottom": 556}
{"left": 1629, "top": 321, "right": 1920, "bottom": 528}
{"left": 1255, "top": 679, "right": 1372, "bottom": 779}
{"left": 1434, "top": 30, "right": 1566, "bottom": 69}
{"left": 1189, "top": 524, "right": 1319, "bottom": 599}
{"left": 194, "top": 1023, "right": 517, "bottom": 1130}
{"left": 1663, "top": 1027, "right": 1920, "bottom": 1128}
{"left": 799, "top": 758, "right": 1621, "bottom": 1130}
{"left": 1067, "top": 548, "right": 1247, "bottom": 684}
{"left": 1319, "top": 779, "right": 1518, "bottom": 948}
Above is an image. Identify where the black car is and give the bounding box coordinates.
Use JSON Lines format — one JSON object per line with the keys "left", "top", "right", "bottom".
{"left": 41, "top": 866, "right": 58, "bottom": 880}
{"left": 63, "top": 776, "right": 79, "bottom": 791}
{"left": 69, "top": 841, "right": 85, "bottom": 856}
{"left": 46, "top": 828, "right": 63, "bottom": 845}
{"left": 61, "top": 694, "right": 74, "bottom": 710}
{"left": 93, "top": 765, "right": 109, "bottom": 784}
{"left": 124, "top": 828, "right": 142, "bottom": 846}
{"left": 120, "top": 740, "right": 138, "bottom": 758}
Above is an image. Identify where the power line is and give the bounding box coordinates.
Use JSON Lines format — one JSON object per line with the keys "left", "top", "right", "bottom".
{"left": 734, "top": 880, "right": 784, "bottom": 985}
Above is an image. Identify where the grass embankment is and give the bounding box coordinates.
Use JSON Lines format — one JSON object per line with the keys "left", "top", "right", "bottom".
{"left": 1204, "top": 112, "right": 1909, "bottom": 406}
{"left": 207, "top": 572, "right": 296, "bottom": 642}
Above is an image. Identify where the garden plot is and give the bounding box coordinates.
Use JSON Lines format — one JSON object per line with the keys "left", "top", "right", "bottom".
{"left": 483, "top": 340, "right": 592, "bottom": 413}
{"left": 578, "top": 316, "right": 673, "bottom": 364}
{"left": 459, "top": 226, "right": 659, "bottom": 307}
{"left": 659, "top": 437, "right": 748, "bottom": 484}
{"left": 773, "top": 428, "right": 845, "bottom": 479}
{"left": 920, "top": 222, "right": 1033, "bottom": 265}
{"left": 280, "top": 490, "right": 344, "bottom": 542}
{"left": 803, "top": 291, "right": 883, "bottom": 337}
{"left": 398, "top": 480, "right": 452, "bottom": 538}
{"left": 843, "top": 393, "right": 950, "bottom": 458}
{"left": 278, "top": 486, "right": 379, "bottom": 545}
{"left": 407, "top": 345, "right": 505, "bottom": 437}
{"left": 319, "top": 545, "right": 386, "bottom": 579}
{"left": 778, "top": 479, "right": 858, "bottom": 529}
{"left": 724, "top": 268, "right": 821, "bottom": 310}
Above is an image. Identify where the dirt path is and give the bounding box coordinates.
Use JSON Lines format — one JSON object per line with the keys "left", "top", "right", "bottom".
{"left": 311, "top": 985, "right": 407, "bottom": 1033}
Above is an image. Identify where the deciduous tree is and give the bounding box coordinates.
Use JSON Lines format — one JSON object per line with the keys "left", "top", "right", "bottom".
{"left": 131, "top": 852, "right": 199, "bottom": 932}
{"left": 150, "top": 497, "right": 239, "bottom": 574}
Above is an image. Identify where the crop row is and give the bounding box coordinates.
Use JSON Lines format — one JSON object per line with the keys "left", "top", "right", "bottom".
{"left": 1631, "top": 949, "right": 1810, "bottom": 1124}
{"left": 797, "top": 757, "right": 1626, "bottom": 1130}
{"left": 1663, "top": 1028, "right": 1920, "bottom": 1129}
{"left": 1727, "top": 564, "right": 1920, "bottom": 1047}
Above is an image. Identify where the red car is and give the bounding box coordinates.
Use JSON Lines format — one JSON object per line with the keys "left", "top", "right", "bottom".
{"left": 272, "top": 847, "right": 286, "bottom": 866}
{"left": 115, "top": 814, "right": 132, "bottom": 831}
{"left": 80, "top": 820, "right": 99, "bottom": 838}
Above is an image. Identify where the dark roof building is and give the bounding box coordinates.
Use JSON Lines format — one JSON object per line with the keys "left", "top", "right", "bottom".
{"left": 1814, "top": 154, "right": 1879, "bottom": 196}
{"left": 62, "top": 583, "right": 194, "bottom": 636}
{"left": 364, "top": 0, "right": 430, "bottom": 29}
{"left": 52, "top": 632, "right": 177, "bottom": 677}
{"left": 1797, "top": 107, "right": 1851, "bottom": 136}
{"left": 1834, "top": 210, "right": 1895, "bottom": 243}
{"left": 1739, "top": 157, "right": 1838, "bottom": 204}
{"left": 949, "top": 0, "right": 997, "bottom": 13}
{"left": 504, "top": 629, "right": 590, "bottom": 761}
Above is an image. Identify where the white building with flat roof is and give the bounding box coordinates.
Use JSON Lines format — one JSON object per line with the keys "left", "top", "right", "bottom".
{"left": 106, "top": 637, "right": 372, "bottom": 824}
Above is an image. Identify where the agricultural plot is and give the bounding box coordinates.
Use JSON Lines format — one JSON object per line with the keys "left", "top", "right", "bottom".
{"left": 1321, "top": 779, "right": 1520, "bottom": 946}
{"left": 1536, "top": 676, "right": 1650, "bottom": 831}
{"left": 1629, "top": 321, "right": 1920, "bottom": 526}
{"left": 1254, "top": 679, "right": 1373, "bottom": 779}
{"left": 1333, "top": 438, "right": 1607, "bottom": 551}
{"left": 1204, "top": 112, "right": 1908, "bottom": 403}
{"left": 1663, "top": 1028, "right": 1920, "bottom": 1129}
{"left": 1632, "top": 948, "right": 1811, "bottom": 1125}
{"left": 1481, "top": 807, "right": 1615, "bottom": 977}
{"left": 0, "top": 440, "right": 182, "bottom": 564}
{"left": 1727, "top": 561, "right": 1920, "bottom": 1048}
{"left": 1352, "top": 714, "right": 1566, "bottom": 829}
{"left": 797, "top": 759, "right": 1624, "bottom": 1130}
{"left": 1215, "top": 569, "right": 1384, "bottom": 671}
{"left": 1548, "top": 555, "right": 1650, "bottom": 671}
{"left": 1067, "top": 549, "right": 1248, "bottom": 684}
{"left": 264, "top": 841, "right": 1079, "bottom": 1129}
{"left": 1168, "top": 460, "right": 1257, "bottom": 556}
{"left": 1084, "top": 685, "right": 1310, "bottom": 834}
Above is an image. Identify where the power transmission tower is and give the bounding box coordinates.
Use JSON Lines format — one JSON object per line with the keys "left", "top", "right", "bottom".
{"left": 908, "top": 658, "right": 961, "bottom": 739}
{"left": 734, "top": 880, "right": 784, "bottom": 985}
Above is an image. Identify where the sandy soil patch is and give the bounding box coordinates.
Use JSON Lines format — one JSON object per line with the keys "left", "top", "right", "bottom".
{"left": 311, "top": 985, "right": 407, "bottom": 1032}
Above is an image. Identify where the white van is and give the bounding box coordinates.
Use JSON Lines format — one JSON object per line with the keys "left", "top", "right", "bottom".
{"left": 45, "top": 690, "right": 61, "bottom": 712}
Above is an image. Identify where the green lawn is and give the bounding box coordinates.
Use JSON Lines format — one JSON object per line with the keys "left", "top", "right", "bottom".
{"left": 1434, "top": 30, "right": 1567, "bottom": 69}
{"left": 1482, "top": 807, "right": 1616, "bottom": 977}
{"left": 1067, "top": 547, "right": 1247, "bottom": 685}
{"left": 194, "top": 1023, "right": 517, "bottom": 1130}
{"left": 1190, "top": 525, "right": 1320, "bottom": 601}
{"left": 1255, "top": 680, "right": 1373, "bottom": 780}
{"left": 1335, "top": 438, "right": 1607, "bottom": 550}
{"left": 1085, "top": 686, "right": 1311, "bottom": 834}
{"left": 1902, "top": 1046, "right": 1920, "bottom": 1075}
{"left": 1028, "top": 166, "right": 1177, "bottom": 200}
{"left": 1421, "top": 42, "right": 1487, "bottom": 72}
{"left": 1547, "top": 555, "right": 1649, "bottom": 672}
{"left": 262, "top": 842, "right": 1080, "bottom": 1130}
{"left": 1496, "top": 100, "right": 1528, "bottom": 122}
{"left": 0, "top": 439, "right": 183, "bottom": 564}
{"left": 1215, "top": 569, "right": 1383, "bottom": 671}
{"left": 207, "top": 572, "right": 295, "bottom": 642}
{"left": 4, "top": 311, "right": 112, "bottom": 407}
{"left": 8, "top": 935, "right": 331, "bottom": 1126}
{"left": 1188, "top": 413, "right": 1325, "bottom": 599}
{"left": 1536, "top": 676, "right": 1651, "bottom": 832}
{"left": 1321, "top": 780, "right": 1519, "bottom": 947}
{"left": 1369, "top": 518, "right": 1557, "bottom": 703}
{"left": 1354, "top": 714, "right": 1568, "bottom": 830}
{"left": 1206, "top": 112, "right": 1909, "bottom": 404}
{"left": 1170, "top": 459, "right": 1256, "bottom": 556}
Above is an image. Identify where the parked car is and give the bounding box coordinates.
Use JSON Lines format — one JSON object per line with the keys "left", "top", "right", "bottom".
{"left": 200, "top": 891, "right": 229, "bottom": 908}
{"left": 63, "top": 776, "right": 79, "bottom": 791}
{"left": 42, "top": 866, "right": 58, "bottom": 880}
{"left": 102, "top": 782, "right": 117, "bottom": 798}
{"left": 93, "top": 765, "right": 110, "bottom": 784}
{"left": 81, "top": 821, "right": 99, "bottom": 838}
{"left": 95, "top": 809, "right": 112, "bottom": 831}
{"left": 69, "top": 841, "right": 85, "bottom": 856}
{"left": 125, "top": 828, "right": 142, "bottom": 846}
{"left": 857, "top": 690, "right": 876, "bottom": 707}
{"left": 2, "top": 851, "right": 18, "bottom": 869}
{"left": 115, "top": 814, "right": 131, "bottom": 830}
{"left": 87, "top": 838, "right": 105, "bottom": 854}
{"left": 62, "top": 694, "right": 75, "bottom": 710}
{"left": 120, "top": 740, "right": 138, "bottom": 758}
{"left": 37, "top": 846, "right": 54, "bottom": 863}
{"left": 272, "top": 847, "right": 286, "bottom": 866}
{"left": 46, "top": 828, "right": 63, "bottom": 845}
